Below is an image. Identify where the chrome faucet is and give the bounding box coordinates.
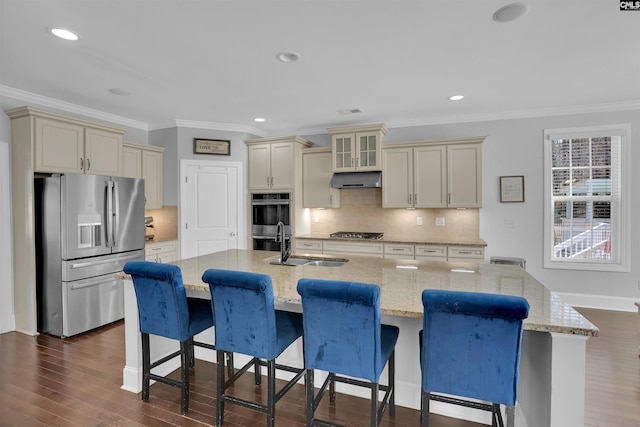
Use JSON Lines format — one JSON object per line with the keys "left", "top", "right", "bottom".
{"left": 275, "top": 221, "right": 290, "bottom": 264}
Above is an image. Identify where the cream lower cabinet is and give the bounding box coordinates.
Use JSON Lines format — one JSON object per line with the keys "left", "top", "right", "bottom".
{"left": 448, "top": 246, "right": 485, "bottom": 263}
{"left": 382, "top": 139, "right": 482, "bottom": 208}
{"left": 384, "top": 243, "right": 415, "bottom": 259}
{"left": 32, "top": 114, "right": 123, "bottom": 175}
{"left": 145, "top": 240, "right": 178, "bottom": 263}
{"left": 414, "top": 244, "right": 448, "bottom": 261}
{"left": 302, "top": 148, "right": 340, "bottom": 208}
{"left": 322, "top": 241, "right": 384, "bottom": 258}
{"left": 294, "top": 239, "right": 323, "bottom": 255}
{"left": 122, "top": 142, "right": 164, "bottom": 209}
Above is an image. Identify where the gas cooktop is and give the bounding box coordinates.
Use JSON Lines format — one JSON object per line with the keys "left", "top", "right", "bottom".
{"left": 329, "top": 231, "right": 384, "bottom": 240}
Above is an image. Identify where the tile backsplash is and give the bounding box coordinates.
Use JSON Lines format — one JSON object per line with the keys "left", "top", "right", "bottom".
{"left": 145, "top": 205, "right": 178, "bottom": 241}
{"left": 309, "top": 188, "right": 479, "bottom": 240}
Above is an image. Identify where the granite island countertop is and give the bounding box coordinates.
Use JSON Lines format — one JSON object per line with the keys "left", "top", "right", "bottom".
{"left": 160, "top": 249, "right": 597, "bottom": 337}
{"left": 295, "top": 233, "right": 487, "bottom": 247}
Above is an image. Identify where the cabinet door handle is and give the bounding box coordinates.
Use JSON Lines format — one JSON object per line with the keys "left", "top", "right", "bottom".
{"left": 414, "top": 193, "right": 417, "bottom": 204}
{"left": 80, "top": 158, "right": 84, "bottom": 170}
{"left": 408, "top": 194, "right": 412, "bottom": 204}
{"left": 86, "top": 158, "right": 91, "bottom": 171}
{"left": 448, "top": 193, "right": 451, "bottom": 204}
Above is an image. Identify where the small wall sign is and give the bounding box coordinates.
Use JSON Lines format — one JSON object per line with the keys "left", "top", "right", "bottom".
{"left": 500, "top": 175, "right": 525, "bottom": 202}
{"left": 194, "top": 138, "right": 231, "bottom": 155}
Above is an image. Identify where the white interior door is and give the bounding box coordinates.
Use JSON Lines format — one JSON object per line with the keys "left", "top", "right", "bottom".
{"left": 180, "top": 160, "right": 244, "bottom": 259}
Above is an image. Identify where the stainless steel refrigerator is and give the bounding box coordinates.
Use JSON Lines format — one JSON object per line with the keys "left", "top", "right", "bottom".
{"left": 35, "top": 173, "right": 145, "bottom": 337}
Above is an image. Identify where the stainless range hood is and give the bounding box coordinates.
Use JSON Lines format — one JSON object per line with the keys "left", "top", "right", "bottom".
{"left": 330, "top": 171, "right": 382, "bottom": 189}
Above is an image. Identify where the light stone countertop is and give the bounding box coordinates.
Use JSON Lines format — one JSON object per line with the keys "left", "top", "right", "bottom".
{"left": 162, "top": 249, "right": 598, "bottom": 337}
{"left": 295, "top": 233, "right": 487, "bottom": 247}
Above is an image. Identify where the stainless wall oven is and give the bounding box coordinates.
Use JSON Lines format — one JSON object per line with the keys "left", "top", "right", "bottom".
{"left": 251, "top": 193, "right": 291, "bottom": 251}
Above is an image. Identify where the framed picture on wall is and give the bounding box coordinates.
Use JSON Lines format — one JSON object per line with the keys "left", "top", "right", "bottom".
{"left": 500, "top": 175, "right": 525, "bottom": 202}
{"left": 193, "top": 138, "right": 231, "bottom": 155}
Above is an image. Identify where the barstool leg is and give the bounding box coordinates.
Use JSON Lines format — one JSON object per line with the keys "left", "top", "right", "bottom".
{"left": 305, "top": 369, "right": 314, "bottom": 427}
{"left": 329, "top": 373, "right": 336, "bottom": 403}
{"left": 370, "top": 382, "right": 379, "bottom": 427}
{"left": 141, "top": 333, "right": 150, "bottom": 402}
{"left": 505, "top": 405, "right": 515, "bottom": 427}
{"left": 216, "top": 350, "right": 225, "bottom": 426}
{"left": 267, "top": 359, "right": 276, "bottom": 427}
{"left": 254, "top": 357, "right": 262, "bottom": 385}
{"left": 420, "top": 391, "right": 430, "bottom": 427}
{"left": 180, "top": 340, "right": 190, "bottom": 414}
{"left": 389, "top": 350, "right": 396, "bottom": 416}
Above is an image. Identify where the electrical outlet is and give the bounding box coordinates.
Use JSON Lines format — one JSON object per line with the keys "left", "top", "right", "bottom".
{"left": 314, "top": 214, "right": 319, "bottom": 223}
{"left": 436, "top": 218, "right": 445, "bottom": 227}
{"left": 505, "top": 219, "right": 516, "bottom": 228}
{"left": 417, "top": 217, "right": 423, "bottom": 226}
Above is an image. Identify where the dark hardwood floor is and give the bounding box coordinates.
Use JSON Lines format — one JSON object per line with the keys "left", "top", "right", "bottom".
{"left": 0, "top": 307, "right": 637, "bottom": 426}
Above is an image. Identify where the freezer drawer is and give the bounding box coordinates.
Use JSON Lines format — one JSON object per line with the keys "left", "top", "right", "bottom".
{"left": 62, "top": 273, "right": 124, "bottom": 337}
{"left": 62, "top": 250, "right": 144, "bottom": 282}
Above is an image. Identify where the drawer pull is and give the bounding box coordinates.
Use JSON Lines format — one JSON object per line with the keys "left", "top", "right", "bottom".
{"left": 458, "top": 251, "right": 473, "bottom": 254}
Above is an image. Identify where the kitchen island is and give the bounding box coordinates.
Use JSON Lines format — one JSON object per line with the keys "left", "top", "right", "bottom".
{"left": 121, "top": 249, "right": 598, "bottom": 427}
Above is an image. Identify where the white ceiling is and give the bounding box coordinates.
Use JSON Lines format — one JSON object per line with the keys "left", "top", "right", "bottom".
{"left": 1, "top": 0, "right": 639, "bottom": 136}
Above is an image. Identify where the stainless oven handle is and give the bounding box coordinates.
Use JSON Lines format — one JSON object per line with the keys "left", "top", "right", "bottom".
{"left": 252, "top": 235, "right": 291, "bottom": 240}
{"left": 251, "top": 200, "right": 291, "bottom": 206}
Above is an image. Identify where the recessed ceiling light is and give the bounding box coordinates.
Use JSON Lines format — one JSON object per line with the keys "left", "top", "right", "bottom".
{"left": 108, "top": 88, "right": 130, "bottom": 96}
{"left": 492, "top": 3, "right": 529, "bottom": 23}
{"left": 254, "top": 117, "right": 266, "bottom": 122}
{"left": 448, "top": 95, "right": 464, "bottom": 101}
{"left": 49, "top": 27, "right": 80, "bottom": 41}
{"left": 276, "top": 51, "right": 301, "bottom": 63}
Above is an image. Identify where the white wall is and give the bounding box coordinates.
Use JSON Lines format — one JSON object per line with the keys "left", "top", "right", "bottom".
{"left": 0, "top": 141, "right": 15, "bottom": 333}
{"left": 382, "top": 109, "right": 640, "bottom": 309}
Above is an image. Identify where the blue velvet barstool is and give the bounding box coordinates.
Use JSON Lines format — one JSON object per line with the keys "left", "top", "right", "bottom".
{"left": 420, "top": 289, "right": 530, "bottom": 427}
{"left": 201, "top": 269, "right": 305, "bottom": 427}
{"left": 123, "top": 261, "right": 215, "bottom": 414}
{"left": 297, "top": 278, "right": 399, "bottom": 427}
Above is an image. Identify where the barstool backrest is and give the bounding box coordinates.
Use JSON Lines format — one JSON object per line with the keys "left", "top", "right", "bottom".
{"left": 297, "top": 279, "right": 383, "bottom": 383}
{"left": 421, "top": 289, "right": 529, "bottom": 406}
{"left": 123, "top": 261, "right": 191, "bottom": 341}
{"left": 201, "top": 269, "right": 278, "bottom": 360}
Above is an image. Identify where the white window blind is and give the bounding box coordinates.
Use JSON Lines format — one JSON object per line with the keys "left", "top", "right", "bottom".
{"left": 543, "top": 124, "right": 630, "bottom": 272}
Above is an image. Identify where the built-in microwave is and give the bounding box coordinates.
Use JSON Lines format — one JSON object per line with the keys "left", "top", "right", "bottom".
{"left": 251, "top": 193, "right": 291, "bottom": 251}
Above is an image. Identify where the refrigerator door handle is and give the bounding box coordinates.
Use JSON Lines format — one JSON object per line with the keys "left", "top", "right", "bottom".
{"left": 106, "top": 181, "right": 114, "bottom": 248}
{"left": 112, "top": 180, "right": 120, "bottom": 246}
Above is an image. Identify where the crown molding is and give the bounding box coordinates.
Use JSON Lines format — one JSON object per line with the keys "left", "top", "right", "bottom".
{"left": 0, "top": 85, "right": 149, "bottom": 131}
{"left": 171, "top": 119, "right": 268, "bottom": 137}
{"left": 384, "top": 100, "right": 640, "bottom": 130}
{"left": 3, "top": 84, "right": 638, "bottom": 137}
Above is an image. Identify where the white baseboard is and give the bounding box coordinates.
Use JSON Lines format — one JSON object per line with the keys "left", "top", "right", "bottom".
{"left": 555, "top": 292, "right": 638, "bottom": 312}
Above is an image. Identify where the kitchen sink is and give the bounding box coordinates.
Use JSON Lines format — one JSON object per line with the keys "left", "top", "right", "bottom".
{"left": 269, "top": 256, "right": 349, "bottom": 267}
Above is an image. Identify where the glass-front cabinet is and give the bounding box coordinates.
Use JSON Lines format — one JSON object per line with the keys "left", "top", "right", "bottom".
{"left": 329, "top": 124, "right": 387, "bottom": 172}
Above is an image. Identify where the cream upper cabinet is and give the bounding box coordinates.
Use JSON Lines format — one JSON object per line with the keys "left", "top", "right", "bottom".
{"left": 382, "top": 145, "right": 447, "bottom": 208}
{"left": 122, "top": 144, "right": 142, "bottom": 178}
{"left": 245, "top": 136, "right": 313, "bottom": 192}
{"left": 122, "top": 142, "right": 164, "bottom": 209}
{"left": 33, "top": 116, "right": 123, "bottom": 175}
{"left": 302, "top": 148, "right": 340, "bottom": 208}
{"left": 329, "top": 124, "right": 387, "bottom": 172}
{"left": 84, "top": 128, "right": 122, "bottom": 176}
{"left": 447, "top": 143, "right": 482, "bottom": 208}
{"left": 382, "top": 138, "right": 482, "bottom": 208}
